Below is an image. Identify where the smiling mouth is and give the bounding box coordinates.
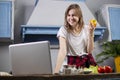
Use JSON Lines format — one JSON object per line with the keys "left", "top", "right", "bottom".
{"left": 70, "top": 20, "right": 75, "bottom": 23}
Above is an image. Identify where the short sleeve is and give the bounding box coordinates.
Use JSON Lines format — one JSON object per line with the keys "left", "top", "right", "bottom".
{"left": 84, "top": 25, "right": 89, "bottom": 37}
{"left": 83, "top": 25, "right": 89, "bottom": 46}
{"left": 57, "top": 26, "right": 67, "bottom": 39}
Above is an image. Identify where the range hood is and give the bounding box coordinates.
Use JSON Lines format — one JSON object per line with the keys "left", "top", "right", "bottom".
{"left": 27, "top": 0, "right": 100, "bottom": 26}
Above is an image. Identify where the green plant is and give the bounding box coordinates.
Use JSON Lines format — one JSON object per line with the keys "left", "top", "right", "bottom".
{"left": 96, "top": 40, "right": 120, "bottom": 63}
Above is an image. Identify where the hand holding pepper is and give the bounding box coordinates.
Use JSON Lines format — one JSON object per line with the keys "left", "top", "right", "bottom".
{"left": 90, "top": 19, "right": 97, "bottom": 28}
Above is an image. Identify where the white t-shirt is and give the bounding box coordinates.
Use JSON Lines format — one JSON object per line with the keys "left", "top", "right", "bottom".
{"left": 57, "top": 25, "right": 89, "bottom": 56}
{"left": 57, "top": 25, "right": 90, "bottom": 72}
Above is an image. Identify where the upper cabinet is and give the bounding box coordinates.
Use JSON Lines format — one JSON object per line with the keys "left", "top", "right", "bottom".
{"left": 21, "top": 25, "right": 106, "bottom": 46}
{"left": 97, "top": 4, "right": 120, "bottom": 41}
{"left": 108, "top": 7, "right": 120, "bottom": 40}
{"left": 0, "top": 1, "right": 14, "bottom": 42}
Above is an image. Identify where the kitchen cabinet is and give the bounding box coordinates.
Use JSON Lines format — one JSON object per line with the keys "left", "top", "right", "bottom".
{"left": 0, "top": 1, "right": 14, "bottom": 42}
{"left": 97, "top": 4, "right": 120, "bottom": 41}
{"left": 21, "top": 25, "right": 106, "bottom": 46}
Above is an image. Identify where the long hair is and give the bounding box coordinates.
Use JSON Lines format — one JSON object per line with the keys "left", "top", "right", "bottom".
{"left": 64, "top": 4, "right": 84, "bottom": 32}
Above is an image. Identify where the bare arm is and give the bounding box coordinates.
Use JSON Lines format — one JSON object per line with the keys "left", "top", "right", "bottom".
{"left": 87, "top": 24, "right": 95, "bottom": 53}
{"left": 54, "top": 37, "right": 67, "bottom": 74}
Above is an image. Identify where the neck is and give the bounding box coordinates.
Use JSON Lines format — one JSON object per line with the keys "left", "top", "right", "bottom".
{"left": 74, "top": 25, "right": 81, "bottom": 32}
{"left": 72, "top": 26, "right": 82, "bottom": 35}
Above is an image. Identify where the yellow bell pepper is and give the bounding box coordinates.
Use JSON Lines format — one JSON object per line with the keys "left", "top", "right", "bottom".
{"left": 90, "top": 19, "right": 97, "bottom": 28}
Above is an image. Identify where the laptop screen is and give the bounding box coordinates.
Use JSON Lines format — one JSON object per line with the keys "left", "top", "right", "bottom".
{"left": 9, "top": 41, "right": 52, "bottom": 76}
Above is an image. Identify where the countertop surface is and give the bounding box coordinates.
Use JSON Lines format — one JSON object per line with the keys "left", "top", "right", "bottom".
{"left": 0, "top": 73, "right": 120, "bottom": 80}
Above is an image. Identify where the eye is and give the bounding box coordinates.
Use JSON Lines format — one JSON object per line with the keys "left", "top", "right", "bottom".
{"left": 67, "top": 14, "right": 70, "bottom": 17}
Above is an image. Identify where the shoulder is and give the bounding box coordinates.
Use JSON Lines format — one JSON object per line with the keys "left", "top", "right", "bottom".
{"left": 59, "top": 26, "right": 67, "bottom": 31}
{"left": 83, "top": 25, "right": 89, "bottom": 32}
{"left": 58, "top": 26, "right": 67, "bottom": 33}
{"left": 84, "top": 25, "right": 89, "bottom": 29}
{"left": 57, "top": 26, "right": 68, "bottom": 38}
{"left": 83, "top": 25, "right": 89, "bottom": 36}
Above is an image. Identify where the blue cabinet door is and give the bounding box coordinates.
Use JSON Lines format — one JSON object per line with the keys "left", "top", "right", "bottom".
{"left": 0, "top": 1, "right": 12, "bottom": 38}
{"left": 109, "top": 7, "right": 120, "bottom": 40}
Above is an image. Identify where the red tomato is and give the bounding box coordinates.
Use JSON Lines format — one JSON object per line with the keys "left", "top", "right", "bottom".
{"left": 104, "top": 66, "right": 112, "bottom": 73}
{"left": 98, "top": 66, "right": 105, "bottom": 73}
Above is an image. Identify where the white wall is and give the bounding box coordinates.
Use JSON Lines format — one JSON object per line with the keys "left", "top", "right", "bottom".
{"left": 0, "top": 46, "right": 10, "bottom": 72}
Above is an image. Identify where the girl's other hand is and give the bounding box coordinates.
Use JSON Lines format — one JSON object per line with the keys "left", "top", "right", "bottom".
{"left": 89, "top": 19, "right": 97, "bottom": 34}
{"left": 90, "top": 19, "right": 97, "bottom": 28}
{"left": 89, "top": 22, "right": 95, "bottom": 34}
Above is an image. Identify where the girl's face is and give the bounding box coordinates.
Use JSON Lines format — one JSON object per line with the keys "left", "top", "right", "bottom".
{"left": 67, "top": 9, "right": 79, "bottom": 27}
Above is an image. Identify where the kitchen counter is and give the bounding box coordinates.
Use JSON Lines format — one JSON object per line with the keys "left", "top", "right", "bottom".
{"left": 0, "top": 73, "right": 120, "bottom": 80}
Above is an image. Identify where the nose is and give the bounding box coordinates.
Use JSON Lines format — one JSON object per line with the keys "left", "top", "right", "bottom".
{"left": 70, "top": 16, "right": 74, "bottom": 19}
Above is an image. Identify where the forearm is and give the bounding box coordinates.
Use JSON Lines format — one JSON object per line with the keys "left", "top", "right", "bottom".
{"left": 87, "top": 33, "right": 94, "bottom": 53}
{"left": 54, "top": 49, "right": 66, "bottom": 73}
{"left": 54, "top": 37, "right": 67, "bottom": 73}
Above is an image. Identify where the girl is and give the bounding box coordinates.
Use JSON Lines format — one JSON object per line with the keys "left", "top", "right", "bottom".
{"left": 54, "top": 4, "right": 97, "bottom": 74}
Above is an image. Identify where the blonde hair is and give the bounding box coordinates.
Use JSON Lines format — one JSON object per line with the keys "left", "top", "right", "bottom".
{"left": 64, "top": 4, "right": 84, "bottom": 32}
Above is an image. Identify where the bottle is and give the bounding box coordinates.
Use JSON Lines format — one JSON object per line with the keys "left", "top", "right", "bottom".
{"left": 63, "top": 65, "right": 71, "bottom": 74}
{"left": 71, "top": 65, "right": 78, "bottom": 74}
{"left": 78, "top": 66, "right": 84, "bottom": 74}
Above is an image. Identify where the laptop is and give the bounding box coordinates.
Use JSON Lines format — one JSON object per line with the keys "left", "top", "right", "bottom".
{"left": 9, "top": 41, "right": 53, "bottom": 76}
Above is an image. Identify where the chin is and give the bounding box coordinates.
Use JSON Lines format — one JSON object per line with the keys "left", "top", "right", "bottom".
{"left": 69, "top": 23, "right": 76, "bottom": 27}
